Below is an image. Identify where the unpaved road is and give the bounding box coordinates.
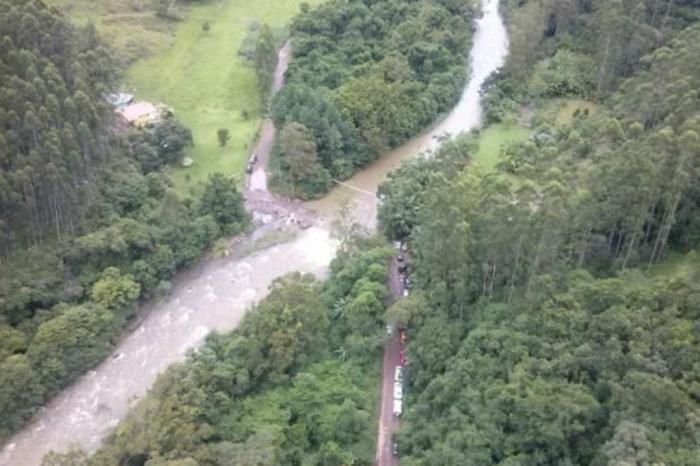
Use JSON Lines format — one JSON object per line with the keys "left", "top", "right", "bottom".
{"left": 376, "top": 255, "right": 404, "bottom": 466}
{"left": 247, "top": 41, "right": 291, "bottom": 193}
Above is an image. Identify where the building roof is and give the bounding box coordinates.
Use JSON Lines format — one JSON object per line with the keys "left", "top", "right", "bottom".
{"left": 117, "top": 101, "right": 158, "bottom": 123}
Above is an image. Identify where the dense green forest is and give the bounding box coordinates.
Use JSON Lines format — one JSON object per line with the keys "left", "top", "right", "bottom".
{"left": 269, "top": 0, "right": 477, "bottom": 198}
{"left": 377, "top": 0, "right": 700, "bottom": 464}
{"left": 44, "top": 238, "right": 392, "bottom": 466}
{"left": 0, "top": 0, "right": 248, "bottom": 442}
{"left": 4, "top": 0, "right": 700, "bottom": 464}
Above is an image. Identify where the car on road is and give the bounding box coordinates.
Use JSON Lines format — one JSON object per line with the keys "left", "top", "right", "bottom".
{"left": 402, "top": 289, "right": 409, "bottom": 297}
{"left": 397, "top": 253, "right": 405, "bottom": 262}
{"left": 400, "top": 242, "right": 408, "bottom": 253}
{"left": 386, "top": 324, "right": 393, "bottom": 336}
{"left": 392, "top": 440, "right": 399, "bottom": 456}
{"left": 398, "top": 262, "right": 408, "bottom": 273}
{"left": 393, "top": 397, "right": 402, "bottom": 417}
{"left": 250, "top": 152, "right": 258, "bottom": 164}
{"left": 245, "top": 163, "right": 254, "bottom": 174}
{"left": 394, "top": 365, "right": 403, "bottom": 383}
{"left": 393, "top": 381, "right": 402, "bottom": 400}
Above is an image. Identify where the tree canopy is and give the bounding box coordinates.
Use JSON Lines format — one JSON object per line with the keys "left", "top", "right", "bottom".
{"left": 270, "top": 0, "right": 477, "bottom": 198}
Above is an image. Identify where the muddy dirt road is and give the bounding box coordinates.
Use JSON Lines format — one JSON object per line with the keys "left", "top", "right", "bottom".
{"left": 376, "top": 254, "right": 404, "bottom": 466}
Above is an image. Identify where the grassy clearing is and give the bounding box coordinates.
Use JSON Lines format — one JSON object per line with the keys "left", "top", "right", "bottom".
{"left": 127, "top": 0, "right": 321, "bottom": 196}
{"left": 556, "top": 99, "right": 598, "bottom": 125}
{"left": 45, "top": 0, "right": 175, "bottom": 64}
{"left": 646, "top": 250, "right": 699, "bottom": 278}
{"left": 473, "top": 124, "right": 530, "bottom": 171}
{"left": 533, "top": 98, "right": 598, "bottom": 126}
{"left": 49, "top": 0, "right": 320, "bottom": 196}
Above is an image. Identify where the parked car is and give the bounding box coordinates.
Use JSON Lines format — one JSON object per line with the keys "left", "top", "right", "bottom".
{"left": 398, "top": 262, "right": 408, "bottom": 273}
{"left": 400, "top": 242, "right": 408, "bottom": 253}
{"left": 404, "top": 278, "right": 413, "bottom": 289}
{"left": 397, "top": 253, "right": 405, "bottom": 262}
{"left": 392, "top": 397, "right": 402, "bottom": 417}
{"left": 393, "top": 381, "right": 402, "bottom": 400}
{"left": 402, "top": 289, "right": 409, "bottom": 297}
{"left": 245, "top": 163, "right": 254, "bottom": 174}
{"left": 394, "top": 365, "right": 403, "bottom": 383}
{"left": 250, "top": 152, "right": 258, "bottom": 164}
{"left": 392, "top": 440, "right": 399, "bottom": 456}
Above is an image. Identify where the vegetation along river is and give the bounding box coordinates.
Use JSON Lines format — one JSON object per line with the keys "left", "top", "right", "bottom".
{"left": 0, "top": 0, "right": 507, "bottom": 464}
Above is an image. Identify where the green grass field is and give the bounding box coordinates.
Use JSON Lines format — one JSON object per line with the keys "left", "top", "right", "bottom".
{"left": 473, "top": 124, "right": 530, "bottom": 171}
{"left": 49, "top": 0, "right": 320, "bottom": 196}
{"left": 555, "top": 99, "right": 598, "bottom": 125}
{"left": 127, "top": 0, "right": 321, "bottom": 196}
{"left": 46, "top": 0, "right": 176, "bottom": 64}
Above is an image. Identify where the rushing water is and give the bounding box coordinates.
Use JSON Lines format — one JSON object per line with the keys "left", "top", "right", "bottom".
{"left": 0, "top": 1, "right": 507, "bottom": 464}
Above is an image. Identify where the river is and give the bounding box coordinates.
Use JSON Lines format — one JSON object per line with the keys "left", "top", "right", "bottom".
{"left": 0, "top": 1, "right": 507, "bottom": 464}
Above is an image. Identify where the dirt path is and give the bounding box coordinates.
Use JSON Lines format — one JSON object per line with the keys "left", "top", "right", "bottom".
{"left": 376, "top": 255, "right": 404, "bottom": 466}
{"left": 247, "top": 41, "right": 290, "bottom": 193}
{"left": 243, "top": 42, "right": 319, "bottom": 228}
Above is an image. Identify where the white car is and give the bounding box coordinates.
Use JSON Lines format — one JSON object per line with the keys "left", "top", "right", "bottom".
{"left": 393, "top": 381, "right": 403, "bottom": 400}
{"left": 393, "top": 397, "right": 402, "bottom": 417}
{"left": 402, "top": 289, "right": 409, "bottom": 297}
{"left": 394, "top": 365, "right": 403, "bottom": 383}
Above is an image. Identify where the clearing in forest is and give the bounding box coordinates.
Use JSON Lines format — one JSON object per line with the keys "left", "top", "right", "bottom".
{"left": 49, "top": 0, "right": 321, "bottom": 196}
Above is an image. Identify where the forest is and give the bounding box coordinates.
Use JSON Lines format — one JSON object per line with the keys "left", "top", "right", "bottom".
{"left": 44, "top": 237, "right": 393, "bottom": 466}
{"left": 269, "top": 0, "right": 477, "bottom": 198}
{"left": 2, "top": 0, "right": 700, "bottom": 464}
{"left": 377, "top": 0, "right": 700, "bottom": 464}
{"left": 0, "top": 0, "right": 248, "bottom": 442}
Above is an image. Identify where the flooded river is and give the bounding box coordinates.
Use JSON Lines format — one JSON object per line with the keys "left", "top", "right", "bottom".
{"left": 0, "top": 1, "right": 507, "bottom": 464}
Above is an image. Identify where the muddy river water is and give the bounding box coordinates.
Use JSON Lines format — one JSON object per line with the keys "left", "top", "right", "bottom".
{"left": 0, "top": 1, "right": 507, "bottom": 464}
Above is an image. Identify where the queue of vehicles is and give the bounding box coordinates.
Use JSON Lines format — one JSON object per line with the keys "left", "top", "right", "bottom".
{"left": 390, "top": 242, "right": 412, "bottom": 457}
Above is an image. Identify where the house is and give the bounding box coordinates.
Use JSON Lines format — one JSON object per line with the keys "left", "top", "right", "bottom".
{"left": 117, "top": 101, "right": 163, "bottom": 128}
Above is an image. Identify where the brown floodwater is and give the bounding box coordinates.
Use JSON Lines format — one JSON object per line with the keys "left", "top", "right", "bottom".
{"left": 0, "top": 1, "right": 507, "bottom": 464}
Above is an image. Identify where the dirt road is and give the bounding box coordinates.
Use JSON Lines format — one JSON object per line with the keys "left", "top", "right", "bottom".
{"left": 376, "top": 255, "right": 404, "bottom": 465}
{"left": 243, "top": 41, "right": 320, "bottom": 228}
{"left": 247, "top": 41, "right": 291, "bottom": 193}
